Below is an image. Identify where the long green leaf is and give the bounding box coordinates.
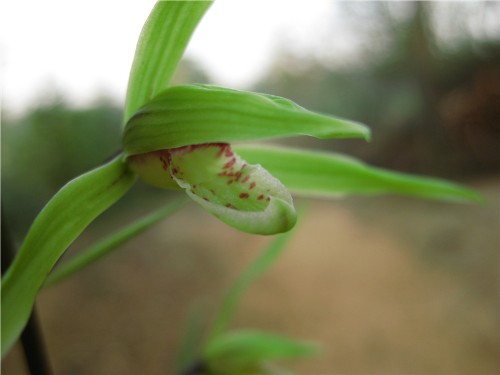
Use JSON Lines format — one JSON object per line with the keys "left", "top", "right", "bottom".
{"left": 43, "top": 197, "right": 187, "bottom": 288}
{"left": 124, "top": 1, "right": 213, "bottom": 123}
{"left": 234, "top": 145, "right": 482, "bottom": 202}
{"left": 204, "top": 330, "right": 318, "bottom": 375}
{"left": 123, "top": 84, "right": 370, "bottom": 155}
{"left": 1, "top": 156, "right": 135, "bottom": 357}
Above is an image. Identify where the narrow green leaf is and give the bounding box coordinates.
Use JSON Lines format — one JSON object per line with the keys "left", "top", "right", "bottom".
{"left": 205, "top": 330, "right": 318, "bottom": 374}
{"left": 209, "top": 229, "right": 296, "bottom": 341}
{"left": 234, "top": 145, "right": 483, "bottom": 202}
{"left": 124, "top": 1, "right": 213, "bottom": 123}
{"left": 123, "top": 84, "right": 370, "bottom": 155}
{"left": 1, "top": 157, "right": 135, "bottom": 357}
{"left": 44, "top": 198, "right": 187, "bottom": 288}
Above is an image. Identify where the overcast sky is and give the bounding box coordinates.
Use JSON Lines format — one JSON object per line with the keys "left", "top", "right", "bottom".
{"left": 1, "top": 0, "right": 334, "bottom": 113}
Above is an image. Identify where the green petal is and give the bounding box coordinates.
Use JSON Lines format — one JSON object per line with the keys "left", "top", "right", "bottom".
{"left": 136, "top": 143, "right": 296, "bottom": 235}
{"left": 122, "top": 84, "right": 370, "bottom": 155}
{"left": 123, "top": 1, "right": 213, "bottom": 123}
{"left": 234, "top": 145, "right": 483, "bottom": 202}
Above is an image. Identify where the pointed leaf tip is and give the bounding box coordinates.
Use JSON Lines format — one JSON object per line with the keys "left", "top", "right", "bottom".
{"left": 234, "top": 145, "right": 483, "bottom": 202}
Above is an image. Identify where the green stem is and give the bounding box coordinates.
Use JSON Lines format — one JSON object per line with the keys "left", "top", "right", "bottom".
{"left": 208, "top": 229, "right": 296, "bottom": 342}
{"left": 2, "top": 209, "right": 53, "bottom": 375}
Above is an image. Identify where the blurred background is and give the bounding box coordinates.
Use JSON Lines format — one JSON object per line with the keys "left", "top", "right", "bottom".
{"left": 2, "top": 1, "right": 499, "bottom": 374}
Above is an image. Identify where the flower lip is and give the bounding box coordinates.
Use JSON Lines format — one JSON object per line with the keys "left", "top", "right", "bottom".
{"left": 127, "top": 142, "right": 297, "bottom": 234}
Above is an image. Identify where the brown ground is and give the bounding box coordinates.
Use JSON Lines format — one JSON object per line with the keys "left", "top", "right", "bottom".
{"left": 3, "top": 177, "right": 499, "bottom": 375}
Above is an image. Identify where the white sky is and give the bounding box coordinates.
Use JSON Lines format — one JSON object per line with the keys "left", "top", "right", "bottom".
{"left": 1, "top": 0, "right": 334, "bottom": 113}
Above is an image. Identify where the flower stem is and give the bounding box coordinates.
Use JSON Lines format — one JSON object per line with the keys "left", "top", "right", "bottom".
{"left": 2, "top": 209, "right": 53, "bottom": 375}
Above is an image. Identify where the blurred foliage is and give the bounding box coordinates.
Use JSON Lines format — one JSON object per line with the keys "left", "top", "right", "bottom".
{"left": 254, "top": 1, "right": 500, "bottom": 178}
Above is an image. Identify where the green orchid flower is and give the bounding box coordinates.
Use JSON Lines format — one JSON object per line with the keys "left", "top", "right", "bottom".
{"left": 120, "top": 1, "right": 477, "bottom": 235}
{"left": 1, "top": 0, "right": 481, "bottom": 358}
{"left": 124, "top": 83, "right": 369, "bottom": 234}
{"left": 120, "top": 0, "right": 370, "bottom": 235}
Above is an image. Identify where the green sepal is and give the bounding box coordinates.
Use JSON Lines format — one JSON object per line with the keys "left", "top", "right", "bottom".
{"left": 123, "top": 84, "right": 370, "bottom": 155}
{"left": 1, "top": 156, "right": 135, "bottom": 357}
{"left": 234, "top": 145, "right": 483, "bottom": 202}
{"left": 124, "top": 1, "right": 213, "bottom": 123}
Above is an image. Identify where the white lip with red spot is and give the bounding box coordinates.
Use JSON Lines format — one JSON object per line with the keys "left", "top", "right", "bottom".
{"left": 128, "top": 143, "right": 296, "bottom": 234}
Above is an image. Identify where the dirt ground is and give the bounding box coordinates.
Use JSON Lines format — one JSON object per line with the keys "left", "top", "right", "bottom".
{"left": 3, "top": 177, "right": 499, "bottom": 375}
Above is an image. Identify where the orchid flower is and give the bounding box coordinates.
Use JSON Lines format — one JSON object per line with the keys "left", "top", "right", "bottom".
{"left": 121, "top": 2, "right": 476, "bottom": 235}
{"left": 124, "top": 84, "right": 370, "bottom": 234}
{"left": 120, "top": 0, "right": 371, "bottom": 235}
{"left": 1, "top": 0, "right": 480, "bottom": 358}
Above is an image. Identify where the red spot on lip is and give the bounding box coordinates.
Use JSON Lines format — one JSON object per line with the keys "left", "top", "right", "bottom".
{"left": 160, "top": 155, "right": 169, "bottom": 171}
{"left": 249, "top": 182, "right": 256, "bottom": 189}
{"left": 242, "top": 175, "right": 250, "bottom": 183}
{"left": 216, "top": 144, "right": 227, "bottom": 158}
{"left": 214, "top": 143, "right": 233, "bottom": 158}
{"left": 257, "top": 194, "right": 264, "bottom": 200}
{"left": 239, "top": 193, "right": 250, "bottom": 199}
{"left": 266, "top": 197, "right": 271, "bottom": 202}
{"left": 223, "top": 158, "right": 236, "bottom": 169}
